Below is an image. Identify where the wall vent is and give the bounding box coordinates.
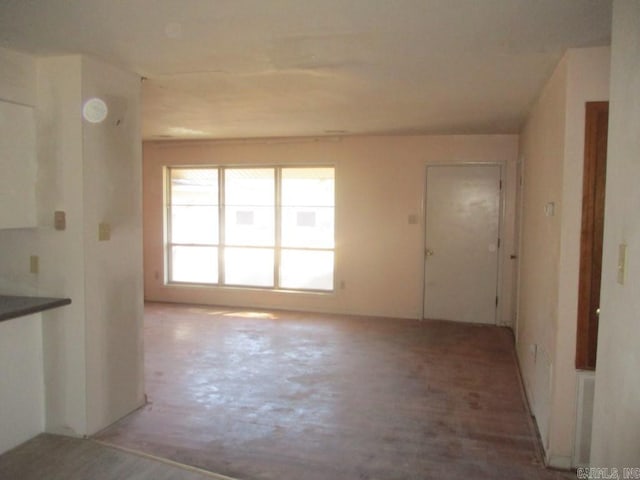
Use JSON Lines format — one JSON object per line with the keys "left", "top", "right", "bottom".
{"left": 574, "top": 371, "right": 596, "bottom": 467}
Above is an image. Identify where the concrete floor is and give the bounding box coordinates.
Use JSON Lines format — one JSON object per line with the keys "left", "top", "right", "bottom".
{"left": 95, "top": 302, "right": 573, "bottom": 480}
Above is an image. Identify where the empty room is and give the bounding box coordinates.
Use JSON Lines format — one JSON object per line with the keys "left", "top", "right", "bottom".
{"left": 0, "top": 1, "right": 639, "bottom": 479}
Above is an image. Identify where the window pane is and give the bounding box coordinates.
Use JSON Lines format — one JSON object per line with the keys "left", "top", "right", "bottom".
{"left": 171, "top": 168, "right": 218, "bottom": 205}
{"left": 282, "top": 206, "right": 334, "bottom": 248}
{"left": 171, "top": 246, "right": 218, "bottom": 284}
{"left": 225, "top": 206, "right": 274, "bottom": 246}
{"left": 282, "top": 167, "right": 334, "bottom": 207}
{"left": 166, "top": 166, "right": 335, "bottom": 292}
{"left": 280, "top": 249, "right": 334, "bottom": 291}
{"left": 225, "top": 169, "right": 275, "bottom": 246}
{"left": 225, "top": 168, "right": 274, "bottom": 206}
{"left": 224, "top": 247, "right": 274, "bottom": 287}
{"left": 171, "top": 206, "right": 218, "bottom": 244}
{"left": 281, "top": 206, "right": 334, "bottom": 248}
{"left": 281, "top": 167, "right": 334, "bottom": 248}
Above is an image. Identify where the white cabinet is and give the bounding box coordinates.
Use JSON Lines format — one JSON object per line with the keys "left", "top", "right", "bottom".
{"left": 0, "top": 100, "right": 36, "bottom": 229}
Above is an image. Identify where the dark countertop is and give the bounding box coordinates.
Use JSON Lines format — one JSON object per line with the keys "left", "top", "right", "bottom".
{"left": 0, "top": 295, "right": 71, "bottom": 322}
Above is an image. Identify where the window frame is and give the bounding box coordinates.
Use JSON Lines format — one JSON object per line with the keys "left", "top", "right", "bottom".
{"left": 165, "top": 164, "right": 336, "bottom": 293}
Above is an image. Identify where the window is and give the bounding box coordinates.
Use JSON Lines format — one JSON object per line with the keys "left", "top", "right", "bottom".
{"left": 166, "top": 166, "right": 335, "bottom": 291}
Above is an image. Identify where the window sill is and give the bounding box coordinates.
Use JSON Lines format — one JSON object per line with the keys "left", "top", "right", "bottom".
{"left": 164, "top": 281, "right": 335, "bottom": 296}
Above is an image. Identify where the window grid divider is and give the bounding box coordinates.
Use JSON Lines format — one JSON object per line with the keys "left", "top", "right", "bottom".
{"left": 218, "top": 167, "right": 226, "bottom": 285}
{"left": 274, "top": 167, "right": 282, "bottom": 289}
{"left": 165, "top": 167, "right": 174, "bottom": 283}
{"left": 166, "top": 165, "right": 335, "bottom": 291}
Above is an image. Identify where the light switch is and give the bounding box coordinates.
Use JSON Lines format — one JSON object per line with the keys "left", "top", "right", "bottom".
{"left": 544, "top": 202, "right": 555, "bottom": 217}
{"left": 617, "top": 243, "right": 627, "bottom": 285}
{"left": 30, "top": 255, "right": 39, "bottom": 274}
{"left": 99, "top": 222, "right": 111, "bottom": 241}
{"left": 54, "top": 211, "right": 66, "bottom": 230}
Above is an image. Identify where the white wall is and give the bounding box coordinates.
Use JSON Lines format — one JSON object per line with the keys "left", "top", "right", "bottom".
{"left": 38, "top": 55, "right": 145, "bottom": 437}
{"left": 0, "top": 47, "right": 144, "bottom": 451}
{"left": 0, "top": 314, "right": 45, "bottom": 455}
{"left": 37, "top": 55, "right": 88, "bottom": 437}
{"left": 517, "top": 47, "right": 610, "bottom": 468}
{"left": 0, "top": 47, "right": 46, "bottom": 454}
{"left": 591, "top": 0, "right": 640, "bottom": 467}
{"left": 81, "top": 56, "right": 145, "bottom": 434}
{"left": 143, "top": 135, "right": 518, "bottom": 322}
{"left": 0, "top": 46, "right": 36, "bottom": 106}
{"left": 0, "top": 47, "right": 38, "bottom": 296}
{"left": 0, "top": 100, "right": 37, "bottom": 229}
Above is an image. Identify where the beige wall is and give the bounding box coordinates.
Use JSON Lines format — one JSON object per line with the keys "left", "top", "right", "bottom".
{"left": 517, "top": 47, "right": 610, "bottom": 468}
{"left": 518, "top": 52, "right": 568, "bottom": 458}
{"left": 591, "top": 0, "right": 640, "bottom": 467}
{"left": 144, "top": 135, "right": 518, "bottom": 321}
{"left": 553, "top": 47, "right": 610, "bottom": 466}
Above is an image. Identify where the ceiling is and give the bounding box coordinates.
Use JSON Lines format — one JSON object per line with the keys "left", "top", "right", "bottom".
{"left": 0, "top": 0, "right": 612, "bottom": 140}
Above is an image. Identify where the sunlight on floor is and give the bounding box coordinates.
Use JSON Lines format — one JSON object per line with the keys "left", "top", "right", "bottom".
{"left": 223, "top": 311, "right": 278, "bottom": 319}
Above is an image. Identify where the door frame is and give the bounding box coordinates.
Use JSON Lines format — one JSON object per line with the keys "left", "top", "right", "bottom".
{"left": 576, "top": 101, "right": 609, "bottom": 370}
{"left": 513, "top": 155, "right": 525, "bottom": 342}
{"left": 421, "top": 163, "right": 505, "bottom": 325}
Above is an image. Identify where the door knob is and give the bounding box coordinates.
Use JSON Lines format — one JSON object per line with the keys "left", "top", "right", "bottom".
{"left": 425, "top": 248, "right": 434, "bottom": 257}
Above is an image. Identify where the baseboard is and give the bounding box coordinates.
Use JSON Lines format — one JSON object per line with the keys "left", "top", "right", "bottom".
{"left": 44, "top": 424, "right": 82, "bottom": 438}
{"left": 547, "top": 454, "right": 572, "bottom": 470}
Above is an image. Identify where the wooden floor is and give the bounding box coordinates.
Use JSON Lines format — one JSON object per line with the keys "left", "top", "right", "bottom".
{"left": 0, "top": 433, "right": 237, "bottom": 480}
{"left": 92, "top": 302, "right": 572, "bottom": 480}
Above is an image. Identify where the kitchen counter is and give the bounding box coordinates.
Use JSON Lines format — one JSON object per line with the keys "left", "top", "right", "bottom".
{"left": 0, "top": 295, "right": 71, "bottom": 322}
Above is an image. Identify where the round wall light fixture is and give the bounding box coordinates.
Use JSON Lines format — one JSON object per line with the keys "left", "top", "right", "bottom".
{"left": 82, "top": 97, "right": 108, "bottom": 123}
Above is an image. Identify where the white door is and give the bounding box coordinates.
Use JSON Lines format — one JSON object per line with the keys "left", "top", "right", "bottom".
{"left": 423, "top": 165, "right": 501, "bottom": 324}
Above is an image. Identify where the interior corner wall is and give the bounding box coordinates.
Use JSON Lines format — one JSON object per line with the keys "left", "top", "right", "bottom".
{"left": 143, "top": 135, "right": 518, "bottom": 322}
{"left": 81, "top": 56, "right": 145, "bottom": 435}
{"left": 551, "top": 47, "right": 610, "bottom": 467}
{"left": 0, "top": 49, "right": 89, "bottom": 450}
{"left": 591, "top": 0, "right": 640, "bottom": 467}
{"left": 0, "top": 49, "right": 145, "bottom": 448}
{"left": 517, "top": 54, "right": 568, "bottom": 457}
{"left": 517, "top": 46, "right": 611, "bottom": 468}
{"left": 36, "top": 55, "right": 88, "bottom": 436}
{"left": 37, "top": 54, "right": 145, "bottom": 437}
